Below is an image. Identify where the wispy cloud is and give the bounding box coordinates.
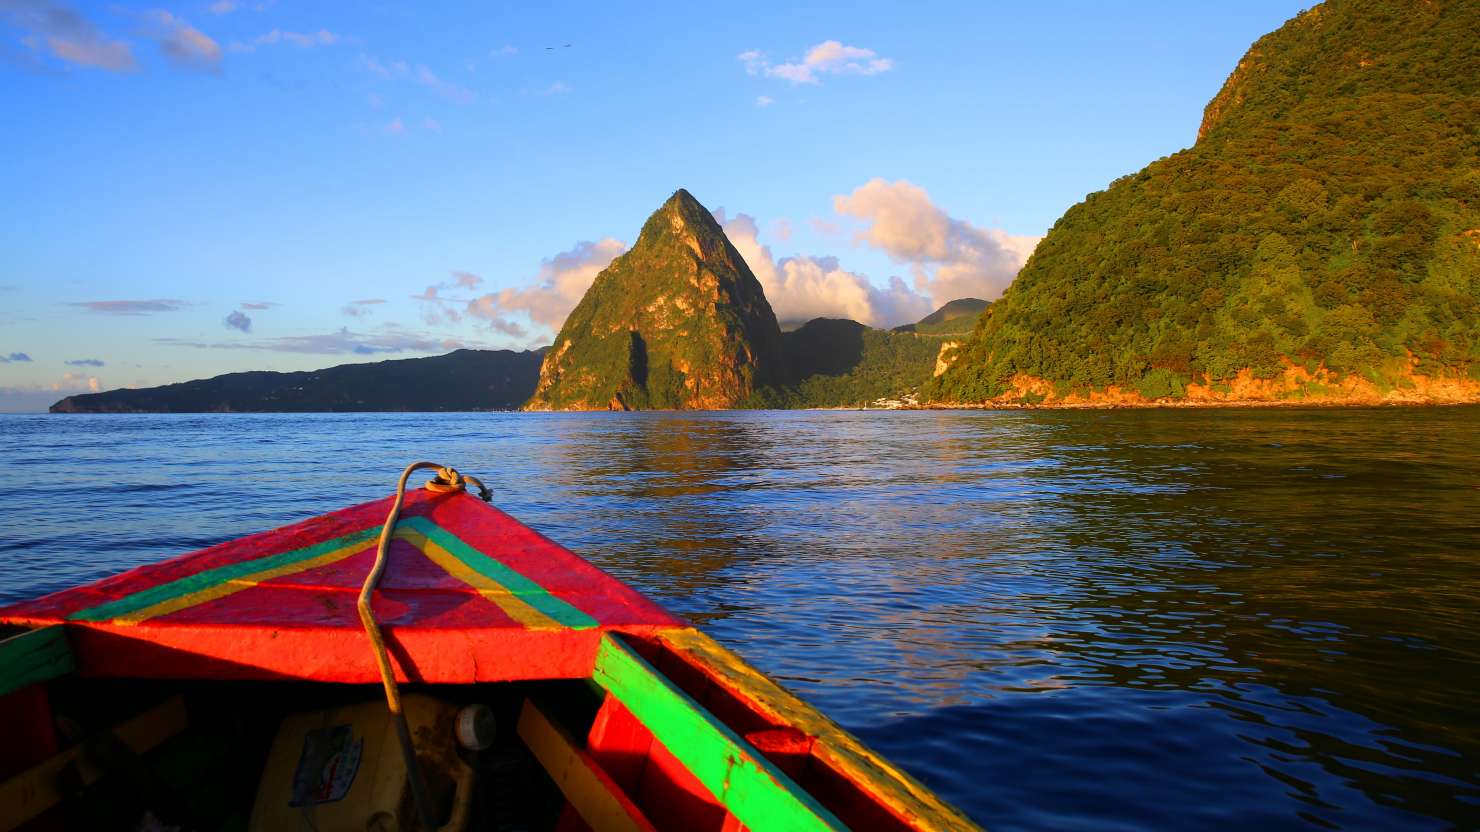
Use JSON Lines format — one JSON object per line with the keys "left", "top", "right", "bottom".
{"left": 157, "top": 326, "right": 463, "bottom": 355}
{"left": 0, "top": 0, "right": 137, "bottom": 72}
{"left": 240, "top": 301, "right": 277, "bottom": 310}
{"left": 1, "top": 352, "right": 33, "bottom": 363}
{"left": 755, "top": 95, "right": 773, "bottom": 107}
{"left": 360, "top": 54, "right": 407, "bottom": 79}
{"left": 231, "top": 27, "right": 339, "bottom": 53}
{"left": 340, "top": 298, "right": 385, "bottom": 318}
{"left": 416, "top": 64, "right": 475, "bottom": 102}
{"left": 65, "top": 358, "right": 104, "bottom": 367}
{"left": 207, "top": 0, "right": 272, "bottom": 14}
{"left": 490, "top": 44, "right": 517, "bottom": 58}
{"left": 224, "top": 309, "right": 252, "bottom": 332}
{"left": 146, "top": 10, "right": 221, "bottom": 72}
{"left": 739, "top": 40, "right": 893, "bottom": 85}
{"left": 361, "top": 55, "right": 475, "bottom": 103}
{"left": 412, "top": 272, "right": 483, "bottom": 325}
{"left": 69, "top": 299, "right": 187, "bottom": 315}
{"left": 526, "top": 81, "right": 569, "bottom": 96}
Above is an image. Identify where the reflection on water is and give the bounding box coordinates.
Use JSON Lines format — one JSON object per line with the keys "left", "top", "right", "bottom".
{"left": 2, "top": 408, "right": 1478, "bottom": 830}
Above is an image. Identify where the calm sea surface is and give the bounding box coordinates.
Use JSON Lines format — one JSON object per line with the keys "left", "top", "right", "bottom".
{"left": 2, "top": 409, "right": 1478, "bottom": 830}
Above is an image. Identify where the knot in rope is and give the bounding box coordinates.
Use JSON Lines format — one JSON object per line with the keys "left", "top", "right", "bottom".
{"left": 425, "top": 465, "right": 492, "bottom": 502}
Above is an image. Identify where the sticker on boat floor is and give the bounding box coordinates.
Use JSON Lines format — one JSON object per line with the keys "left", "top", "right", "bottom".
{"left": 290, "top": 724, "right": 363, "bottom": 806}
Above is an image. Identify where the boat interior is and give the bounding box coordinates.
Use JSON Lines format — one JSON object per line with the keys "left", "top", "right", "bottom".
{"left": 1, "top": 627, "right": 945, "bottom": 832}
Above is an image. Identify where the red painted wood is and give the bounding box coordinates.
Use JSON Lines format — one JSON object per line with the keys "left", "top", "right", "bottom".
{"left": 586, "top": 696, "right": 734, "bottom": 832}
{"left": 587, "top": 697, "right": 653, "bottom": 792}
{"left": 0, "top": 685, "right": 63, "bottom": 832}
{"left": 0, "top": 491, "right": 686, "bottom": 683}
{"left": 744, "top": 727, "right": 815, "bottom": 781}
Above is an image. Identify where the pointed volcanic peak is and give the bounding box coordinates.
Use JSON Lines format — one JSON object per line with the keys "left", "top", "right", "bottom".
{"left": 526, "top": 189, "right": 785, "bottom": 410}
{"left": 931, "top": 0, "right": 1480, "bottom": 406}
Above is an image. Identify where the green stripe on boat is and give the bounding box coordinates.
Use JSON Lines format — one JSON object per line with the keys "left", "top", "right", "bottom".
{"left": 0, "top": 625, "right": 77, "bottom": 696}
{"left": 401, "top": 517, "right": 598, "bottom": 630}
{"left": 592, "top": 634, "right": 846, "bottom": 832}
{"left": 68, "top": 527, "right": 381, "bottom": 623}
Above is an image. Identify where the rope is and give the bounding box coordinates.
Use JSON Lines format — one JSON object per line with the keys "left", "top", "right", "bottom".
{"left": 358, "top": 461, "right": 491, "bottom": 831}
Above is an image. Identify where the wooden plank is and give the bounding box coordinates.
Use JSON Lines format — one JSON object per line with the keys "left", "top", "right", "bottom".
{"left": 517, "top": 698, "right": 657, "bottom": 832}
{"left": 0, "top": 696, "right": 189, "bottom": 832}
{"left": 656, "top": 628, "right": 982, "bottom": 832}
{"left": 0, "top": 626, "right": 75, "bottom": 698}
{"left": 592, "top": 635, "right": 846, "bottom": 832}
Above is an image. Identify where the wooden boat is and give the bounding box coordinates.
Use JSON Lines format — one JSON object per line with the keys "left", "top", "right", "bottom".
{"left": 0, "top": 465, "right": 979, "bottom": 831}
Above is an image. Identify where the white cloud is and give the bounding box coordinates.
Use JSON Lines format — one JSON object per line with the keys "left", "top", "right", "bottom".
{"left": 360, "top": 54, "right": 408, "bottom": 79}
{"left": 415, "top": 64, "right": 475, "bottom": 103}
{"left": 833, "top": 178, "right": 1039, "bottom": 303}
{"left": 490, "top": 44, "right": 517, "bottom": 58}
{"left": 716, "top": 210, "right": 932, "bottom": 328}
{"left": 147, "top": 10, "right": 222, "bottom": 72}
{"left": 233, "top": 27, "right": 339, "bottom": 52}
{"left": 0, "top": 0, "right": 137, "bottom": 72}
{"left": 756, "top": 95, "right": 773, "bottom": 107}
{"left": 464, "top": 239, "right": 626, "bottom": 336}
{"left": 55, "top": 371, "right": 99, "bottom": 392}
{"left": 739, "top": 40, "right": 892, "bottom": 85}
{"left": 385, "top": 116, "right": 404, "bottom": 134}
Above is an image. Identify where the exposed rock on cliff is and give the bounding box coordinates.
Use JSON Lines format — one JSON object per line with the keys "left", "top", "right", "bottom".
{"left": 526, "top": 189, "right": 785, "bottom": 410}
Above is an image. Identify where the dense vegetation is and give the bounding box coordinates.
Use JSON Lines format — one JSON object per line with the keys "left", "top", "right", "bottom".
{"left": 759, "top": 318, "right": 941, "bottom": 407}
{"left": 527, "top": 190, "right": 786, "bottom": 410}
{"left": 893, "top": 298, "right": 988, "bottom": 335}
{"left": 929, "top": 0, "right": 1480, "bottom": 402}
{"left": 50, "top": 349, "right": 545, "bottom": 413}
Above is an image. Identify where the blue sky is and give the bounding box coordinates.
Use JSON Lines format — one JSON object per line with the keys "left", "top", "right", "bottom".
{"left": 0, "top": 0, "right": 1310, "bottom": 410}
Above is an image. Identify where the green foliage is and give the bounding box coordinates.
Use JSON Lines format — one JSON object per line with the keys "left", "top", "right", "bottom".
{"left": 896, "top": 298, "right": 990, "bottom": 335}
{"left": 763, "top": 318, "right": 940, "bottom": 407}
{"left": 1136, "top": 368, "right": 1188, "bottom": 400}
{"left": 927, "top": 0, "right": 1480, "bottom": 403}
{"left": 529, "top": 190, "right": 786, "bottom": 410}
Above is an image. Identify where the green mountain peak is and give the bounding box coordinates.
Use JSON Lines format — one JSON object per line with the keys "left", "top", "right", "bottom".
{"left": 526, "top": 189, "right": 785, "bottom": 410}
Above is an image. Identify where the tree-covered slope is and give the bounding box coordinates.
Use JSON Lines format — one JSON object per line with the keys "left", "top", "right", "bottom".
{"left": 50, "top": 349, "right": 545, "bottom": 413}
{"left": 766, "top": 318, "right": 941, "bottom": 407}
{"left": 894, "top": 298, "right": 989, "bottom": 335}
{"left": 930, "top": 0, "right": 1480, "bottom": 404}
{"left": 526, "top": 189, "right": 785, "bottom": 410}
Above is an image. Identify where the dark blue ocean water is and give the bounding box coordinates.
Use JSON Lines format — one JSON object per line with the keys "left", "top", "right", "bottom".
{"left": 2, "top": 409, "right": 1478, "bottom": 830}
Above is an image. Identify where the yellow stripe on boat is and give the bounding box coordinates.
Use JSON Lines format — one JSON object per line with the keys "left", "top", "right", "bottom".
{"left": 396, "top": 527, "right": 565, "bottom": 630}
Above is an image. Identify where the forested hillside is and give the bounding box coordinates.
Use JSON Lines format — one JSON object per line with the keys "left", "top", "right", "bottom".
{"left": 930, "top": 0, "right": 1480, "bottom": 404}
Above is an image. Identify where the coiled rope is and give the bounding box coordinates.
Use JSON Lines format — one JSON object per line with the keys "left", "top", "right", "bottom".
{"left": 359, "top": 462, "right": 491, "bottom": 831}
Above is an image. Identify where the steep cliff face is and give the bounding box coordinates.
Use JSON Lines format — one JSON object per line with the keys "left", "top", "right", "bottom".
{"left": 930, "top": 0, "right": 1480, "bottom": 406}
{"left": 526, "top": 189, "right": 785, "bottom": 410}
